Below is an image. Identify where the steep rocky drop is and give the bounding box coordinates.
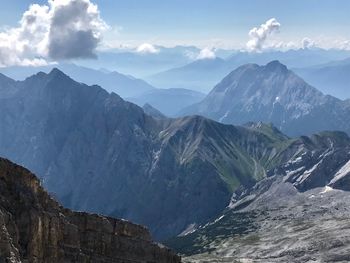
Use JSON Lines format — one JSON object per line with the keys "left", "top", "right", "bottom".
{"left": 0, "top": 157, "right": 181, "bottom": 263}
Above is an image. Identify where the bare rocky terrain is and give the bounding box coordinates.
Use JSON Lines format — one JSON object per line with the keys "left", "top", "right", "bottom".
{"left": 180, "top": 184, "right": 350, "bottom": 263}
{"left": 168, "top": 130, "right": 350, "bottom": 262}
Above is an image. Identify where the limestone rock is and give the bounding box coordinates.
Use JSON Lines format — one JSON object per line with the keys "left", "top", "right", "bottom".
{"left": 0, "top": 158, "right": 181, "bottom": 263}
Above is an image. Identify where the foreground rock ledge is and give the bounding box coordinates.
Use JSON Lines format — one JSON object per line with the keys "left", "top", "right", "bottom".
{"left": 0, "top": 158, "right": 181, "bottom": 263}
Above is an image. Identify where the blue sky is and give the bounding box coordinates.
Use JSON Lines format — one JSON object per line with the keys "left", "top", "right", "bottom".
{"left": 100, "top": 0, "right": 350, "bottom": 45}
{"left": 0, "top": 0, "right": 350, "bottom": 52}
{"left": 1, "top": 0, "right": 350, "bottom": 48}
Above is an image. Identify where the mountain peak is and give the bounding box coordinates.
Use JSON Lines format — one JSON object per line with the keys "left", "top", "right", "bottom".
{"left": 0, "top": 72, "right": 16, "bottom": 85}
{"left": 48, "top": 67, "right": 69, "bottom": 78}
{"left": 265, "top": 60, "right": 288, "bottom": 72}
{"left": 183, "top": 58, "right": 346, "bottom": 136}
{"left": 22, "top": 69, "right": 74, "bottom": 88}
{"left": 44, "top": 68, "right": 77, "bottom": 85}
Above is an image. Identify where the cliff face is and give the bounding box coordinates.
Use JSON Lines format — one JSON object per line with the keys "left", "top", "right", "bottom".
{"left": 0, "top": 158, "right": 181, "bottom": 263}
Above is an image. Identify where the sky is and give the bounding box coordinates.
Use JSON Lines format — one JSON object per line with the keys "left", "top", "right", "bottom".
{"left": 99, "top": 0, "right": 350, "bottom": 49}
{"left": 0, "top": 0, "right": 349, "bottom": 66}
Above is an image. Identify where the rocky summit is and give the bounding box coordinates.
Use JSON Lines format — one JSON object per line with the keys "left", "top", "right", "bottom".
{"left": 181, "top": 61, "right": 350, "bottom": 136}
{"left": 0, "top": 157, "right": 180, "bottom": 263}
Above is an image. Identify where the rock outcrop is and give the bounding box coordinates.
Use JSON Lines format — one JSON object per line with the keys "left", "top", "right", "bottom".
{"left": 0, "top": 158, "right": 181, "bottom": 263}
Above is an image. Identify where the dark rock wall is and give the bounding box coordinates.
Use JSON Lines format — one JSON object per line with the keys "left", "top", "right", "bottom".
{"left": 0, "top": 158, "right": 181, "bottom": 263}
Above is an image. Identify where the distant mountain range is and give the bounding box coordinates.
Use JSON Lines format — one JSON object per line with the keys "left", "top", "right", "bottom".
{"left": 72, "top": 46, "right": 237, "bottom": 78}
{"left": 74, "top": 46, "right": 201, "bottom": 77}
{"left": 181, "top": 61, "right": 350, "bottom": 136}
{"left": 146, "top": 57, "right": 229, "bottom": 92}
{"left": 0, "top": 63, "right": 155, "bottom": 98}
{"left": 146, "top": 48, "right": 350, "bottom": 93}
{"left": 128, "top": 88, "right": 205, "bottom": 116}
{"left": 295, "top": 58, "right": 350, "bottom": 99}
{"left": 226, "top": 48, "right": 350, "bottom": 69}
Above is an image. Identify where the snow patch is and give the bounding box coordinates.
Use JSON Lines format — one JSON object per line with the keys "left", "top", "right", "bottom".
{"left": 213, "top": 215, "right": 225, "bottom": 224}
{"left": 320, "top": 186, "right": 334, "bottom": 194}
{"left": 179, "top": 223, "right": 197, "bottom": 236}
{"left": 329, "top": 160, "right": 350, "bottom": 184}
{"left": 219, "top": 111, "right": 230, "bottom": 122}
{"left": 273, "top": 96, "right": 281, "bottom": 105}
{"left": 285, "top": 166, "right": 306, "bottom": 179}
{"left": 295, "top": 161, "right": 320, "bottom": 184}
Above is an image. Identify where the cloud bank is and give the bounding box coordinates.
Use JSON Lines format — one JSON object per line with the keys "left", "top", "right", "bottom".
{"left": 0, "top": 0, "right": 106, "bottom": 67}
{"left": 301, "top": 37, "right": 315, "bottom": 49}
{"left": 246, "top": 18, "right": 281, "bottom": 52}
{"left": 136, "top": 43, "right": 159, "bottom": 54}
{"left": 196, "top": 47, "right": 216, "bottom": 60}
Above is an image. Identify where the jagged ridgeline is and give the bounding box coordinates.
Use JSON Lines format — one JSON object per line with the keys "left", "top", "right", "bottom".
{"left": 0, "top": 66, "right": 349, "bottom": 244}
{"left": 0, "top": 69, "right": 293, "bottom": 240}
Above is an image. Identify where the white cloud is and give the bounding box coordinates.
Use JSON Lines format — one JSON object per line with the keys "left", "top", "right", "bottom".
{"left": 183, "top": 50, "right": 197, "bottom": 60}
{"left": 272, "top": 37, "right": 350, "bottom": 51}
{"left": 244, "top": 20, "right": 350, "bottom": 52}
{"left": 48, "top": 0, "right": 107, "bottom": 59}
{"left": 136, "top": 43, "right": 159, "bottom": 54}
{"left": 246, "top": 18, "right": 281, "bottom": 52}
{"left": 322, "top": 38, "right": 350, "bottom": 50}
{"left": 268, "top": 41, "right": 297, "bottom": 50}
{"left": 196, "top": 47, "right": 216, "bottom": 60}
{"left": 0, "top": 0, "right": 107, "bottom": 67}
{"left": 338, "top": 40, "right": 350, "bottom": 50}
{"left": 301, "top": 37, "right": 315, "bottom": 49}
